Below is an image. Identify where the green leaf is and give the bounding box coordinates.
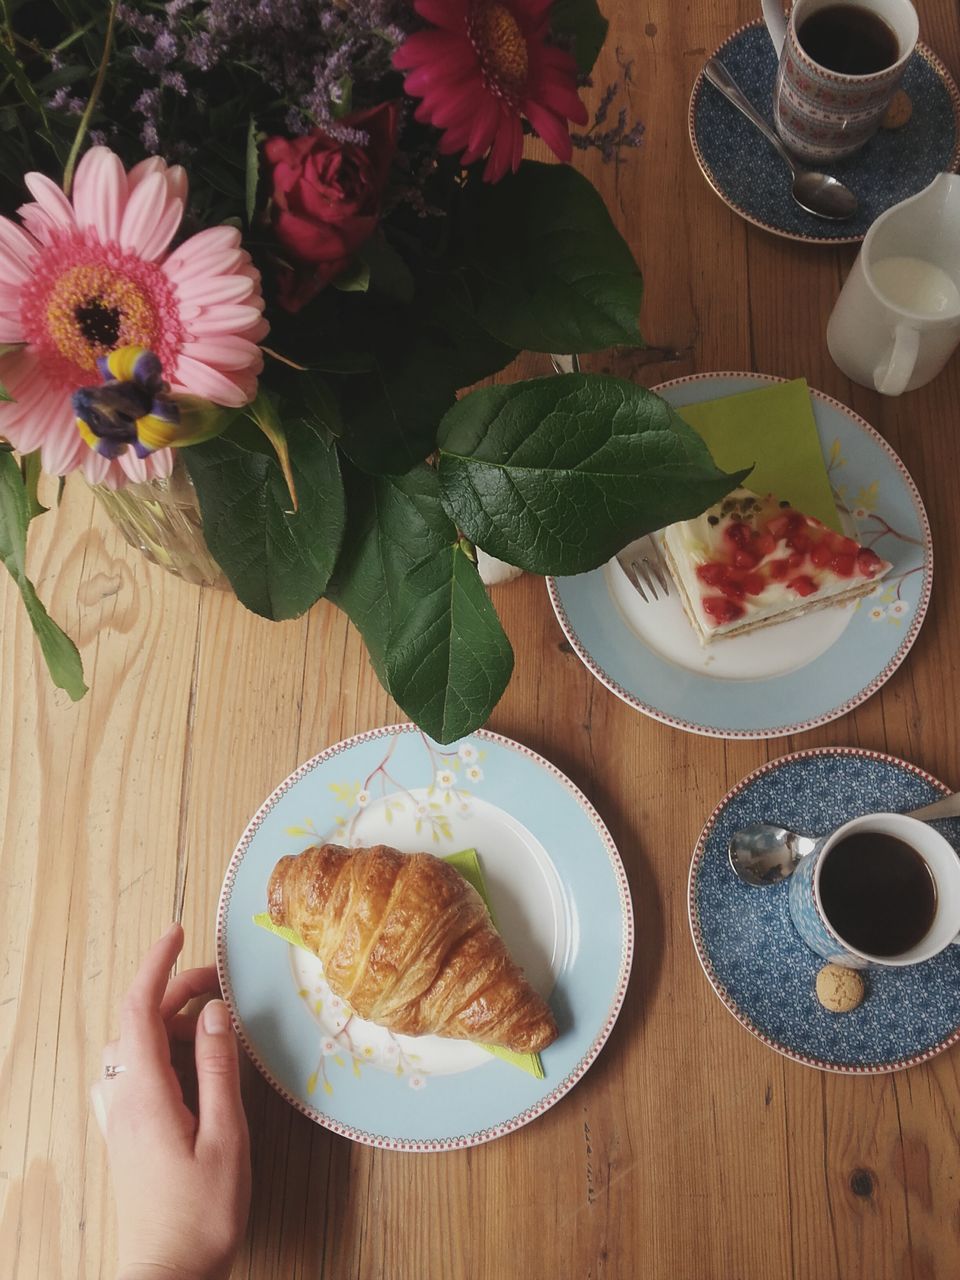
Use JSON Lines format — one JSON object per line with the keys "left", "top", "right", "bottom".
{"left": 245, "top": 115, "right": 259, "bottom": 224}
{"left": 295, "top": 373, "right": 343, "bottom": 445}
{"left": 359, "top": 236, "right": 416, "bottom": 303}
{"left": 327, "top": 463, "right": 456, "bottom": 684}
{"left": 550, "top": 0, "right": 609, "bottom": 74}
{"left": 328, "top": 464, "right": 513, "bottom": 740}
{"left": 0, "top": 43, "right": 52, "bottom": 139}
{"left": 336, "top": 277, "right": 517, "bottom": 475}
{"left": 333, "top": 259, "right": 371, "bottom": 293}
{"left": 21, "top": 451, "right": 47, "bottom": 519}
{"left": 330, "top": 74, "right": 353, "bottom": 119}
{"left": 183, "top": 417, "right": 346, "bottom": 620}
{"left": 460, "top": 161, "right": 643, "bottom": 352}
{"left": 385, "top": 541, "right": 514, "bottom": 743}
{"left": 0, "top": 452, "right": 86, "bottom": 699}
{"left": 437, "top": 374, "right": 750, "bottom": 575}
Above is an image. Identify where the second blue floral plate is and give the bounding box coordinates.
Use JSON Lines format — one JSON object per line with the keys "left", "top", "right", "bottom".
{"left": 689, "top": 748, "right": 960, "bottom": 1073}
{"left": 547, "top": 373, "right": 932, "bottom": 739}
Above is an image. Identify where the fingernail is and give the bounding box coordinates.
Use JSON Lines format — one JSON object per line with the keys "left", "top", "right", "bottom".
{"left": 163, "top": 922, "right": 180, "bottom": 938}
{"left": 203, "top": 999, "right": 231, "bottom": 1034}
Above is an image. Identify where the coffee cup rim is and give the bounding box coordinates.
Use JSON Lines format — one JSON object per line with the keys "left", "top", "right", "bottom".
{"left": 812, "top": 812, "right": 960, "bottom": 966}
{"left": 787, "top": 0, "right": 920, "bottom": 84}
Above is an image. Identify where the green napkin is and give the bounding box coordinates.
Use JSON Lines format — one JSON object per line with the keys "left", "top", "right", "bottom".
{"left": 253, "top": 847, "right": 545, "bottom": 1079}
{"left": 675, "top": 378, "right": 841, "bottom": 533}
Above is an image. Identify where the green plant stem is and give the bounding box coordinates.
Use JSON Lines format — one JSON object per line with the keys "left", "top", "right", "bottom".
{"left": 0, "top": 1, "right": 14, "bottom": 55}
{"left": 63, "top": 0, "right": 118, "bottom": 196}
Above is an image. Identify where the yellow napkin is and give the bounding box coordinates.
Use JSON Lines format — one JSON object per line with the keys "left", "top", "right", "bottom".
{"left": 675, "top": 378, "right": 841, "bottom": 533}
{"left": 253, "top": 847, "right": 545, "bottom": 1079}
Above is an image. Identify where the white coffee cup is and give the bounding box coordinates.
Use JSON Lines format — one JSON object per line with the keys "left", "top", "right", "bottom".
{"left": 827, "top": 173, "right": 960, "bottom": 395}
{"left": 788, "top": 812, "right": 960, "bottom": 969}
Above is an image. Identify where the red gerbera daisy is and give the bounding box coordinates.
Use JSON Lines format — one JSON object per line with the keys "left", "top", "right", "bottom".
{"left": 394, "top": 0, "right": 589, "bottom": 182}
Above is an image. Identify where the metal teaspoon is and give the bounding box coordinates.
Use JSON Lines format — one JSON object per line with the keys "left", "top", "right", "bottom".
{"left": 728, "top": 791, "right": 960, "bottom": 886}
{"left": 703, "top": 57, "right": 859, "bottom": 222}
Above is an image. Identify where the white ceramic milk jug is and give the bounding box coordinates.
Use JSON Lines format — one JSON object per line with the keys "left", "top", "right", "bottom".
{"left": 827, "top": 173, "right": 960, "bottom": 395}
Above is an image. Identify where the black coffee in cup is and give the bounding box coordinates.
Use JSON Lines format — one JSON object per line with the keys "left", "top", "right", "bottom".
{"left": 819, "top": 831, "right": 938, "bottom": 955}
{"left": 798, "top": 4, "right": 900, "bottom": 76}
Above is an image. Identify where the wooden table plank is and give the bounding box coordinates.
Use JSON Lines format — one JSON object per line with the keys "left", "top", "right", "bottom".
{"left": 3, "top": 2, "right": 960, "bottom": 1277}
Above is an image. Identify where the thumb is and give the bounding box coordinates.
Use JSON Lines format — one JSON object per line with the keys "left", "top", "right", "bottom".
{"left": 195, "top": 999, "right": 246, "bottom": 1150}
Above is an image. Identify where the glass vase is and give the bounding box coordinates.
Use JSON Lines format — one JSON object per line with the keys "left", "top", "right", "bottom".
{"left": 90, "top": 460, "right": 225, "bottom": 588}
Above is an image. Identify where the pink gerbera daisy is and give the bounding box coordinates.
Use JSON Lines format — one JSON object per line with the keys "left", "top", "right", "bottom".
{"left": 0, "top": 147, "right": 268, "bottom": 488}
{"left": 394, "top": 0, "right": 589, "bottom": 183}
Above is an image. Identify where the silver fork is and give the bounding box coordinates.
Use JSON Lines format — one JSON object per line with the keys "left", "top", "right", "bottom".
{"left": 617, "top": 536, "right": 670, "bottom": 603}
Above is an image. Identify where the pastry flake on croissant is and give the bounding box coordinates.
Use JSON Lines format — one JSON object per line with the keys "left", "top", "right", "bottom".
{"left": 267, "top": 843, "right": 558, "bottom": 1054}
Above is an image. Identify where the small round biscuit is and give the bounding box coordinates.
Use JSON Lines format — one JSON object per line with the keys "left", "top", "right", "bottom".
{"left": 816, "top": 963, "right": 865, "bottom": 1013}
{"left": 881, "top": 90, "right": 913, "bottom": 130}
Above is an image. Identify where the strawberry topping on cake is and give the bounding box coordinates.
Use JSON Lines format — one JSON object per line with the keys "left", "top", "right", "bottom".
{"left": 660, "top": 489, "right": 891, "bottom": 643}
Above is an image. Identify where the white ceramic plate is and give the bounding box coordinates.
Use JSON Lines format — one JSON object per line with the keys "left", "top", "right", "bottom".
{"left": 217, "top": 725, "right": 633, "bottom": 1150}
{"left": 547, "top": 373, "right": 932, "bottom": 738}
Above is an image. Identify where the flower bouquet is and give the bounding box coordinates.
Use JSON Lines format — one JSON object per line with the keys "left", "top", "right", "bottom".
{"left": 0, "top": 0, "right": 743, "bottom": 740}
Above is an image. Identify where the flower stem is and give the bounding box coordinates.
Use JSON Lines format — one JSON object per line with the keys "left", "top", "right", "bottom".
{"left": 0, "top": 1, "right": 14, "bottom": 54}
{"left": 62, "top": 0, "right": 118, "bottom": 197}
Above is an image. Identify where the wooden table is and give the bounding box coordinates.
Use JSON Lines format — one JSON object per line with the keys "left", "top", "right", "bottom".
{"left": 4, "top": 2, "right": 960, "bottom": 1276}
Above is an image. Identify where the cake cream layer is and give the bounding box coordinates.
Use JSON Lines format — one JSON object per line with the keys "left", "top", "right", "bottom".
{"left": 660, "top": 488, "right": 891, "bottom": 644}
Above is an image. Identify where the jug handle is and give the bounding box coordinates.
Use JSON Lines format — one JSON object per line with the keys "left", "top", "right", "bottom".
{"left": 762, "top": 0, "right": 788, "bottom": 55}
{"left": 875, "top": 325, "right": 919, "bottom": 396}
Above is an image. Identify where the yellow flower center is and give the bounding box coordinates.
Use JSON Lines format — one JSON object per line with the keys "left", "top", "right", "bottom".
{"left": 472, "top": 2, "right": 529, "bottom": 99}
{"left": 44, "top": 265, "right": 157, "bottom": 372}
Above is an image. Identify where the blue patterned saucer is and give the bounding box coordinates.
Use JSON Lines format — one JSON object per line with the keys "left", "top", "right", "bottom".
{"left": 689, "top": 748, "right": 960, "bottom": 1073}
{"left": 689, "top": 21, "right": 960, "bottom": 244}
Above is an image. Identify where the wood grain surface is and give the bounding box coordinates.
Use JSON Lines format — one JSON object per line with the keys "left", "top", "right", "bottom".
{"left": 3, "top": 2, "right": 960, "bottom": 1277}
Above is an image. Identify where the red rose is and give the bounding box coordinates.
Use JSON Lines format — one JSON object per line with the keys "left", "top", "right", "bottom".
{"left": 264, "top": 102, "right": 399, "bottom": 312}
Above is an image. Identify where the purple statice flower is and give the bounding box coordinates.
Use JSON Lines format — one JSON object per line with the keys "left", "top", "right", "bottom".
{"left": 117, "top": 0, "right": 415, "bottom": 148}
{"left": 116, "top": 3, "right": 162, "bottom": 37}
{"left": 572, "top": 62, "right": 645, "bottom": 162}
{"left": 161, "top": 70, "right": 189, "bottom": 96}
{"left": 48, "top": 86, "right": 85, "bottom": 114}
{"left": 591, "top": 82, "right": 618, "bottom": 131}
{"left": 133, "top": 87, "right": 163, "bottom": 152}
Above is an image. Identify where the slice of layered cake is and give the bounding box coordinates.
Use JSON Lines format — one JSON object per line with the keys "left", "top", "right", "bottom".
{"left": 661, "top": 488, "right": 891, "bottom": 643}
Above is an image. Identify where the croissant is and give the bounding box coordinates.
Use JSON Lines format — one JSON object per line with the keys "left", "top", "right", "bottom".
{"left": 267, "top": 843, "right": 558, "bottom": 1053}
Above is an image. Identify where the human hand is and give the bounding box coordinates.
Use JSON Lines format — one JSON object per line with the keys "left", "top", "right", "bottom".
{"left": 91, "top": 923, "right": 251, "bottom": 1280}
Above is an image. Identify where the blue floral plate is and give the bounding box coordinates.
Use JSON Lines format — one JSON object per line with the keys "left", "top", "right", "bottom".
{"left": 689, "top": 748, "right": 960, "bottom": 1073}
{"left": 217, "top": 724, "right": 632, "bottom": 1150}
{"left": 547, "top": 373, "right": 932, "bottom": 739}
{"left": 689, "top": 21, "right": 960, "bottom": 244}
